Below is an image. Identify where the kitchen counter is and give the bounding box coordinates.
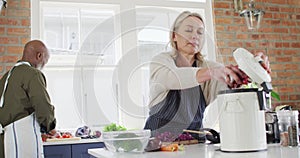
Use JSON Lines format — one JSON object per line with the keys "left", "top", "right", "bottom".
{"left": 88, "top": 144, "right": 300, "bottom": 158}
{"left": 43, "top": 138, "right": 102, "bottom": 146}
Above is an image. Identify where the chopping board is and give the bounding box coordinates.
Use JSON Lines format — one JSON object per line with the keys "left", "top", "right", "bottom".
{"left": 46, "top": 137, "right": 81, "bottom": 142}
{"left": 165, "top": 139, "right": 199, "bottom": 145}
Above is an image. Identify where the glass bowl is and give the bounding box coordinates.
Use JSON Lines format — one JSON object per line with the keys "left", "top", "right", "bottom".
{"left": 102, "top": 129, "right": 151, "bottom": 152}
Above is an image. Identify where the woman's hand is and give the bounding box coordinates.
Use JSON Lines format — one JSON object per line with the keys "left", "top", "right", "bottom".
{"left": 196, "top": 51, "right": 270, "bottom": 89}
{"left": 254, "top": 52, "right": 271, "bottom": 73}
{"left": 212, "top": 52, "right": 271, "bottom": 88}
{"left": 208, "top": 65, "right": 247, "bottom": 88}
{"left": 225, "top": 64, "right": 248, "bottom": 88}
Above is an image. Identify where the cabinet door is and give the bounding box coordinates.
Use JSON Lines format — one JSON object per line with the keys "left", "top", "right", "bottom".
{"left": 72, "top": 142, "right": 104, "bottom": 158}
{"left": 44, "top": 145, "right": 71, "bottom": 158}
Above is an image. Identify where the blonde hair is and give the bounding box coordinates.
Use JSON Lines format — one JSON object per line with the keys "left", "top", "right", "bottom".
{"left": 170, "top": 11, "right": 204, "bottom": 63}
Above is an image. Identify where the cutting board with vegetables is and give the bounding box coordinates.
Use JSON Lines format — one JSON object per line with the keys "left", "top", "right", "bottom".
{"left": 45, "top": 137, "right": 81, "bottom": 142}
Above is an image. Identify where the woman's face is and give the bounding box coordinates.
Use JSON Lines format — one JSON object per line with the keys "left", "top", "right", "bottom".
{"left": 173, "top": 16, "right": 204, "bottom": 55}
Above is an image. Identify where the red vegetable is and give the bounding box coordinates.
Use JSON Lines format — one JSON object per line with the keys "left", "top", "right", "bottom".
{"left": 62, "top": 134, "right": 70, "bottom": 138}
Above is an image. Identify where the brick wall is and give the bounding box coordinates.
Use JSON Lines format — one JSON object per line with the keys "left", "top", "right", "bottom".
{"left": 0, "top": 0, "right": 30, "bottom": 78}
{"left": 0, "top": 0, "right": 299, "bottom": 109}
{"left": 213, "top": 0, "right": 300, "bottom": 110}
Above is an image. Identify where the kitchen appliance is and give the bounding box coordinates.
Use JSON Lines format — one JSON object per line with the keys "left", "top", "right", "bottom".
{"left": 265, "top": 112, "right": 280, "bottom": 144}
{"left": 217, "top": 48, "right": 272, "bottom": 152}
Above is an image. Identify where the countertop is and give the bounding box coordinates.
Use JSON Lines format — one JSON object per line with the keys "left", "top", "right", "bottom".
{"left": 43, "top": 138, "right": 103, "bottom": 146}
{"left": 88, "top": 144, "right": 300, "bottom": 158}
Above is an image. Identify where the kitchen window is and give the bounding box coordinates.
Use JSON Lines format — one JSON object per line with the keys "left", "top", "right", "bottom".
{"left": 31, "top": 0, "right": 215, "bottom": 130}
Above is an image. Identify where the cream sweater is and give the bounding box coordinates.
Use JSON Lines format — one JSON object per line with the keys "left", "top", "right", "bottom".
{"left": 148, "top": 51, "right": 227, "bottom": 108}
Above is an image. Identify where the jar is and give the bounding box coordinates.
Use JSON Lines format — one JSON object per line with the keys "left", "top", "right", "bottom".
{"left": 288, "top": 111, "right": 299, "bottom": 147}
{"left": 277, "top": 110, "right": 299, "bottom": 147}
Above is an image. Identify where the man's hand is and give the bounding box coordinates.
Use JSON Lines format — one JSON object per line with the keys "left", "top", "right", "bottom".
{"left": 48, "top": 129, "right": 57, "bottom": 136}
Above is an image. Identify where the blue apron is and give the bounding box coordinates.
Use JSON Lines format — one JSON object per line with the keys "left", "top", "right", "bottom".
{"left": 144, "top": 62, "right": 206, "bottom": 140}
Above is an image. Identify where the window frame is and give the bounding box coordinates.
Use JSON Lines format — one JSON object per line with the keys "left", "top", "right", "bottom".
{"left": 32, "top": 0, "right": 215, "bottom": 61}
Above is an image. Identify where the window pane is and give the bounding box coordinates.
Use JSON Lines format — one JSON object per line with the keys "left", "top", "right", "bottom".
{"left": 41, "top": 2, "right": 120, "bottom": 130}
{"left": 84, "top": 68, "right": 119, "bottom": 128}
{"left": 43, "top": 68, "right": 83, "bottom": 129}
{"left": 80, "top": 11, "right": 117, "bottom": 66}
{"left": 41, "top": 2, "right": 119, "bottom": 66}
{"left": 43, "top": 7, "right": 79, "bottom": 50}
{"left": 44, "top": 67, "right": 119, "bottom": 130}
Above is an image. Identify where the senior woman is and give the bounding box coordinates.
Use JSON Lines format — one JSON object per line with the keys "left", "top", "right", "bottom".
{"left": 143, "top": 11, "right": 270, "bottom": 140}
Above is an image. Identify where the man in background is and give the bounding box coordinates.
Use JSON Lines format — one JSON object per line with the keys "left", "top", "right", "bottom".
{"left": 0, "top": 40, "right": 56, "bottom": 157}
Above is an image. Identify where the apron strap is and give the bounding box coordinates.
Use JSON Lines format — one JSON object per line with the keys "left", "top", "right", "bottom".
{"left": 0, "top": 61, "right": 31, "bottom": 108}
{"left": 0, "top": 123, "right": 3, "bottom": 134}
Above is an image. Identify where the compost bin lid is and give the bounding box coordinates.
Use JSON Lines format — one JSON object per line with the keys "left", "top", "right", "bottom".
{"left": 233, "top": 48, "right": 271, "bottom": 84}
